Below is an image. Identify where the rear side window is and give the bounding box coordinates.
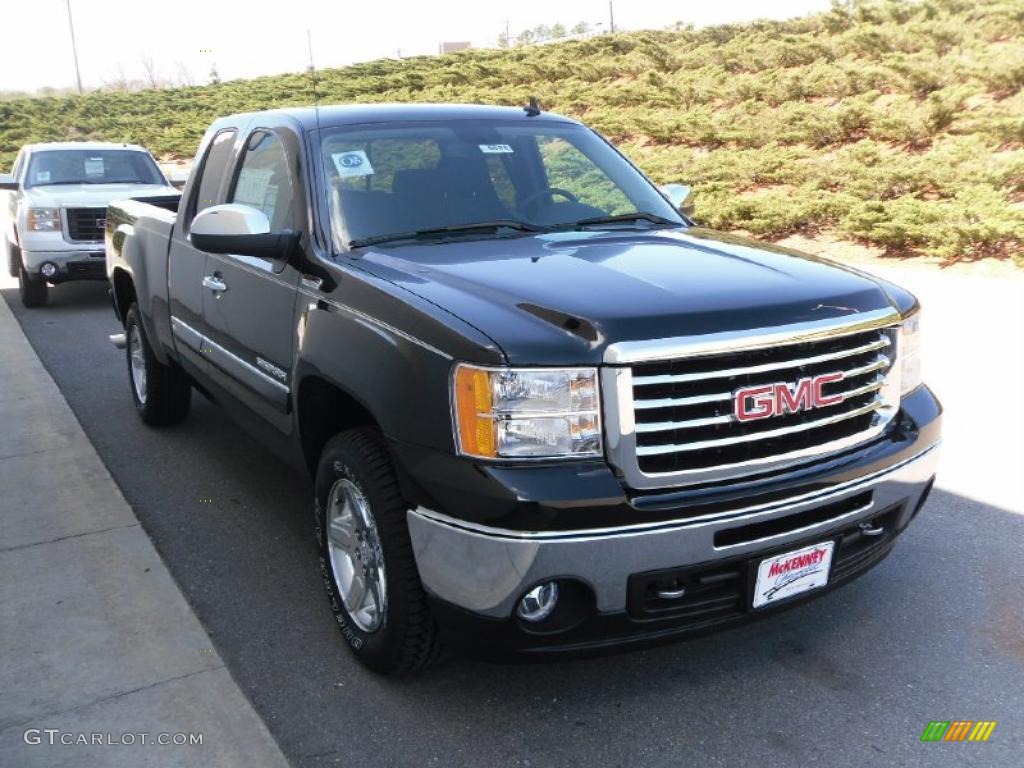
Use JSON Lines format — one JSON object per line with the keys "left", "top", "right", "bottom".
{"left": 191, "top": 129, "right": 237, "bottom": 219}
{"left": 229, "top": 130, "right": 295, "bottom": 232}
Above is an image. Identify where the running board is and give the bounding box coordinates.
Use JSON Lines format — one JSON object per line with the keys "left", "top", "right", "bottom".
{"left": 108, "top": 333, "right": 126, "bottom": 349}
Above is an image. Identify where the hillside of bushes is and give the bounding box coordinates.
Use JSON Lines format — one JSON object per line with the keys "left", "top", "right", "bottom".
{"left": 1, "top": 0, "right": 1021, "bottom": 264}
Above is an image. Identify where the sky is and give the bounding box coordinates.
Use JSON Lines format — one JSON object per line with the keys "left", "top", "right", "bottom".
{"left": 0, "top": 0, "right": 832, "bottom": 93}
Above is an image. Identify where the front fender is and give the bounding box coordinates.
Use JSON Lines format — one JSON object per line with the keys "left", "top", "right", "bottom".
{"left": 294, "top": 299, "right": 459, "bottom": 450}
{"left": 292, "top": 258, "right": 506, "bottom": 452}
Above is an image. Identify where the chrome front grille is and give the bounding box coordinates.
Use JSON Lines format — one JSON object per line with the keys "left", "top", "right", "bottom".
{"left": 601, "top": 309, "right": 902, "bottom": 490}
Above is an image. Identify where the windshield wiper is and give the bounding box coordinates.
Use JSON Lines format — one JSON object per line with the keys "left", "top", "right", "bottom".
{"left": 349, "top": 220, "right": 545, "bottom": 248}
{"left": 564, "top": 212, "right": 680, "bottom": 230}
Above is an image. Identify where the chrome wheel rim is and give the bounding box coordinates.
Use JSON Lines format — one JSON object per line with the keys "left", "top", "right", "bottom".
{"left": 326, "top": 478, "right": 387, "bottom": 633}
{"left": 128, "top": 323, "right": 147, "bottom": 405}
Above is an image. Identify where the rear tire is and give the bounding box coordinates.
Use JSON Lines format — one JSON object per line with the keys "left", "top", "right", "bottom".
{"left": 125, "top": 303, "right": 191, "bottom": 425}
{"left": 18, "top": 262, "right": 47, "bottom": 307}
{"left": 315, "top": 427, "right": 441, "bottom": 674}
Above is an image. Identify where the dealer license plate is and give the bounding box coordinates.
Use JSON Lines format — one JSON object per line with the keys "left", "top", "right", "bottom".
{"left": 752, "top": 541, "right": 835, "bottom": 609}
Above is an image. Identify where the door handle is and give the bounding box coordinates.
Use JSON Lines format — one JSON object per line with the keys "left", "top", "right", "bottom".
{"left": 202, "top": 275, "right": 228, "bottom": 293}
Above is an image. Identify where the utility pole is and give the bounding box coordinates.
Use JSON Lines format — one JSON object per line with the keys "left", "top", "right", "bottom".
{"left": 65, "top": 0, "right": 83, "bottom": 94}
{"left": 609, "top": 1, "right": 615, "bottom": 34}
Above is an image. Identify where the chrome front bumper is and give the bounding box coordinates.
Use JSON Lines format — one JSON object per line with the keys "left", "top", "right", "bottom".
{"left": 407, "top": 442, "right": 940, "bottom": 619}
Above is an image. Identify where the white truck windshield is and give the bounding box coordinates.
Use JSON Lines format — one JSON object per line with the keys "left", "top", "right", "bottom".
{"left": 25, "top": 149, "right": 165, "bottom": 188}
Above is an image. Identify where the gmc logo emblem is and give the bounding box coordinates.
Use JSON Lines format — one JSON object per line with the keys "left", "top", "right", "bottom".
{"left": 734, "top": 373, "right": 845, "bottom": 422}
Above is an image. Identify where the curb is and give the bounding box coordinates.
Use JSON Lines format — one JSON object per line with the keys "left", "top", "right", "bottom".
{"left": 0, "top": 282, "right": 290, "bottom": 767}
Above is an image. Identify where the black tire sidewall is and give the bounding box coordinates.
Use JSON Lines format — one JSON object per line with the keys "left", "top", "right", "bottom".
{"left": 314, "top": 433, "right": 419, "bottom": 672}
{"left": 124, "top": 305, "right": 151, "bottom": 417}
{"left": 122, "top": 302, "right": 190, "bottom": 426}
{"left": 7, "top": 240, "right": 20, "bottom": 279}
{"left": 18, "top": 263, "right": 47, "bottom": 307}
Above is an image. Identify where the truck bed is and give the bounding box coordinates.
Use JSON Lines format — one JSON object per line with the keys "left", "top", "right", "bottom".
{"left": 105, "top": 195, "right": 182, "bottom": 357}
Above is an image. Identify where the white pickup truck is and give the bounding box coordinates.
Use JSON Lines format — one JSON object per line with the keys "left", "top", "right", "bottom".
{"left": 0, "top": 142, "right": 177, "bottom": 306}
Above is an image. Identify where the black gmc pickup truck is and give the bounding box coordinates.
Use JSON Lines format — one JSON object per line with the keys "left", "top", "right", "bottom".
{"left": 105, "top": 104, "right": 941, "bottom": 674}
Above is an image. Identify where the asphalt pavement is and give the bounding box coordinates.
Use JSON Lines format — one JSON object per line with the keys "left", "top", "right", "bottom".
{"left": 2, "top": 272, "right": 1021, "bottom": 768}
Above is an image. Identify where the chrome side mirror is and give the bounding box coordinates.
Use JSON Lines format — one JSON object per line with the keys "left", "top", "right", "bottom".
{"left": 191, "top": 203, "right": 299, "bottom": 261}
{"left": 659, "top": 183, "right": 695, "bottom": 219}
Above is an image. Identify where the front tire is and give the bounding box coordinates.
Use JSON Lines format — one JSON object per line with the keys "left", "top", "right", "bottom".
{"left": 315, "top": 427, "right": 441, "bottom": 674}
{"left": 18, "top": 262, "right": 47, "bottom": 307}
{"left": 124, "top": 303, "right": 191, "bottom": 425}
{"left": 6, "top": 239, "right": 20, "bottom": 278}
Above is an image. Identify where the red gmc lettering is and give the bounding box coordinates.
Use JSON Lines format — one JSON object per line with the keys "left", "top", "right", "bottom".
{"left": 735, "top": 372, "right": 846, "bottom": 422}
{"left": 735, "top": 384, "right": 775, "bottom": 422}
{"left": 813, "top": 373, "right": 845, "bottom": 406}
{"left": 775, "top": 378, "right": 813, "bottom": 415}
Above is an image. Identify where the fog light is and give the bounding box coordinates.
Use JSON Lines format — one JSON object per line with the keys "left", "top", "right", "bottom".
{"left": 40, "top": 262, "right": 58, "bottom": 278}
{"left": 517, "top": 581, "right": 559, "bottom": 622}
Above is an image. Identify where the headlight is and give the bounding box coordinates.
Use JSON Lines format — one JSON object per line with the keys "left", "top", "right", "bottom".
{"left": 27, "top": 208, "right": 61, "bottom": 231}
{"left": 452, "top": 364, "right": 602, "bottom": 459}
{"left": 898, "top": 310, "right": 922, "bottom": 395}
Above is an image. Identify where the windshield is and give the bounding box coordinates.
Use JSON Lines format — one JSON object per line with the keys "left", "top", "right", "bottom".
{"left": 25, "top": 149, "right": 165, "bottom": 188}
{"left": 319, "top": 120, "right": 683, "bottom": 248}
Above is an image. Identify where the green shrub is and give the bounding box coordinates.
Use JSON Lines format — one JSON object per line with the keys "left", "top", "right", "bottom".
{"left": 1, "top": 0, "right": 1020, "bottom": 264}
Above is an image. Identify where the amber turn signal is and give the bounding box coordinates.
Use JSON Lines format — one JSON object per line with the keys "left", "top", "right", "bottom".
{"left": 453, "top": 364, "right": 496, "bottom": 458}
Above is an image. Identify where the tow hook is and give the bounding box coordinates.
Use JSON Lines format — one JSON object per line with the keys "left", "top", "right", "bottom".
{"left": 859, "top": 521, "right": 885, "bottom": 537}
{"left": 108, "top": 332, "right": 126, "bottom": 349}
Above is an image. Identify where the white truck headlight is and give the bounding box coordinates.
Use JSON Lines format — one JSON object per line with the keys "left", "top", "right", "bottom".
{"left": 898, "top": 310, "right": 922, "bottom": 395}
{"left": 452, "top": 364, "right": 602, "bottom": 459}
{"left": 27, "top": 208, "right": 61, "bottom": 231}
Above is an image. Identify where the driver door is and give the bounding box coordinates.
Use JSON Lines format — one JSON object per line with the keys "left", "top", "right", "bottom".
{"left": 199, "top": 125, "right": 301, "bottom": 430}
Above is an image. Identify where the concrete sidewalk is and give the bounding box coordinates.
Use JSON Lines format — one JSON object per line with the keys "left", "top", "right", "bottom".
{"left": 0, "top": 283, "right": 289, "bottom": 766}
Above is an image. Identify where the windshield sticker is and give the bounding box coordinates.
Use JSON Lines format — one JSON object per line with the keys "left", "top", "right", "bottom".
{"left": 85, "top": 157, "right": 104, "bottom": 176}
{"left": 331, "top": 150, "right": 374, "bottom": 178}
{"left": 479, "top": 144, "right": 514, "bottom": 154}
{"left": 35, "top": 171, "right": 51, "bottom": 183}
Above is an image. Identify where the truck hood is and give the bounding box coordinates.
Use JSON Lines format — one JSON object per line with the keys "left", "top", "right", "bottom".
{"left": 23, "top": 183, "right": 176, "bottom": 208}
{"left": 355, "top": 228, "right": 900, "bottom": 365}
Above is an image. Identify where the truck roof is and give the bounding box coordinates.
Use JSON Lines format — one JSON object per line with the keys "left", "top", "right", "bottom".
{"left": 213, "top": 103, "right": 580, "bottom": 131}
{"left": 21, "top": 141, "right": 152, "bottom": 153}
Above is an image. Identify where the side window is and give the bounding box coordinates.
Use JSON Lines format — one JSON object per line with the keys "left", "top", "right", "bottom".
{"left": 536, "top": 136, "right": 633, "bottom": 215}
{"left": 191, "top": 129, "right": 237, "bottom": 220}
{"left": 229, "top": 131, "right": 294, "bottom": 232}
